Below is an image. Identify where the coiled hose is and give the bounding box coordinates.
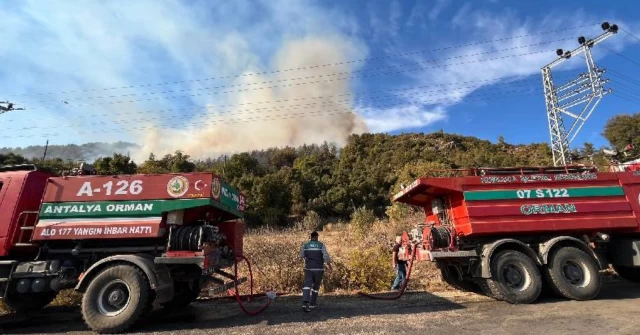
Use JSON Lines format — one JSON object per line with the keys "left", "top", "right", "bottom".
{"left": 357, "top": 243, "right": 418, "bottom": 300}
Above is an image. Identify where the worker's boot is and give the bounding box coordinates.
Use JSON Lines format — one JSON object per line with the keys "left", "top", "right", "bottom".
{"left": 302, "top": 302, "right": 310, "bottom": 313}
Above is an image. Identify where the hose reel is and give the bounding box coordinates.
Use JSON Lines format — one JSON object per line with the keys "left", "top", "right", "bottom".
{"left": 425, "top": 226, "right": 452, "bottom": 250}
{"left": 169, "top": 225, "right": 224, "bottom": 251}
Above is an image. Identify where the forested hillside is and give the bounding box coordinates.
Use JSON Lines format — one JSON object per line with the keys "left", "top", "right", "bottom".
{"left": 2, "top": 113, "right": 637, "bottom": 226}
{"left": 0, "top": 141, "right": 138, "bottom": 161}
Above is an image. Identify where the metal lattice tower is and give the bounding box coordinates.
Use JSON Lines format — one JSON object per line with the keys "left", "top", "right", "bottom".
{"left": 0, "top": 100, "right": 25, "bottom": 115}
{"left": 541, "top": 22, "right": 619, "bottom": 166}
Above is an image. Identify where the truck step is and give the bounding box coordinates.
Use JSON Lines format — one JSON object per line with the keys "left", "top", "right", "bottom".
{"left": 14, "top": 243, "right": 36, "bottom": 247}
{"left": 215, "top": 269, "right": 236, "bottom": 280}
{"left": 20, "top": 226, "right": 35, "bottom": 230}
{"left": 0, "top": 278, "right": 9, "bottom": 283}
{"left": 208, "top": 277, "right": 248, "bottom": 296}
{"left": 0, "top": 261, "right": 17, "bottom": 265}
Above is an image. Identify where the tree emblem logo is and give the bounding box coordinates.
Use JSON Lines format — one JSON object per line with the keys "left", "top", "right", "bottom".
{"left": 212, "top": 177, "right": 221, "bottom": 200}
{"left": 167, "top": 176, "right": 189, "bottom": 198}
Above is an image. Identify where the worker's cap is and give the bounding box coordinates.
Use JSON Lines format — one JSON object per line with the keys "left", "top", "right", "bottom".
{"left": 310, "top": 231, "right": 319, "bottom": 238}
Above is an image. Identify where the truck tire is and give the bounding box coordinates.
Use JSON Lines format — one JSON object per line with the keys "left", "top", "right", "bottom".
{"left": 162, "top": 279, "right": 201, "bottom": 310}
{"left": 485, "top": 250, "right": 542, "bottom": 304}
{"left": 81, "top": 264, "right": 152, "bottom": 334}
{"left": 3, "top": 290, "right": 57, "bottom": 313}
{"left": 439, "top": 264, "right": 481, "bottom": 293}
{"left": 476, "top": 279, "right": 499, "bottom": 300}
{"left": 544, "top": 247, "right": 601, "bottom": 301}
{"left": 613, "top": 265, "right": 640, "bottom": 283}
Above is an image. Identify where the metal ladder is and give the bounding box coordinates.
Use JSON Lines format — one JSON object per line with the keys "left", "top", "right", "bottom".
{"left": 14, "top": 211, "right": 39, "bottom": 247}
{"left": 0, "top": 260, "right": 17, "bottom": 298}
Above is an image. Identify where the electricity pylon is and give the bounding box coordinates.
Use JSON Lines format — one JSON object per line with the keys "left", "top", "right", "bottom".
{"left": 541, "top": 22, "right": 618, "bottom": 166}
{"left": 0, "top": 100, "right": 25, "bottom": 115}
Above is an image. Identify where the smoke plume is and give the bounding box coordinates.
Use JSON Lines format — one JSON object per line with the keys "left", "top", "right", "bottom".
{"left": 132, "top": 36, "right": 369, "bottom": 161}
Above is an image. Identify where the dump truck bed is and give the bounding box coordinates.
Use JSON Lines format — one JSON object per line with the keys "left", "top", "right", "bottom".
{"left": 393, "top": 169, "right": 640, "bottom": 237}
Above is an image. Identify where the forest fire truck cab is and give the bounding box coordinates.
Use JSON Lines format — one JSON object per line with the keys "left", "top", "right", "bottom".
{"left": 394, "top": 165, "right": 640, "bottom": 304}
{"left": 0, "top": 164, "right": 246, "bottom": 333}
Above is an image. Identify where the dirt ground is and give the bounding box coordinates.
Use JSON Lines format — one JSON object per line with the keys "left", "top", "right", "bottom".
{"left": 2, "top": 280, "right": 640, "bottom": 335}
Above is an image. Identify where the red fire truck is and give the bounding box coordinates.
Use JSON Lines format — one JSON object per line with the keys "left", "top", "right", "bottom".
{"left": 0, "top": 164, "right": 246, "bottom": 333}
{"left": 394, "top": 165, "right": 640, "bottom": 304}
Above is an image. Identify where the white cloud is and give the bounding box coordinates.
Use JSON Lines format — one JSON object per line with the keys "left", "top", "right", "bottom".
{"left": 358, "top": 105, "right": 447, "bottom": 133}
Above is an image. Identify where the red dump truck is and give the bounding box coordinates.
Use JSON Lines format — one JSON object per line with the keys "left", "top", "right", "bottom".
{"left": 394, "top": 165, "right": 640, "bottom": 304}
{"left": 0, "top": 164, "right": 246, "bottom": 333}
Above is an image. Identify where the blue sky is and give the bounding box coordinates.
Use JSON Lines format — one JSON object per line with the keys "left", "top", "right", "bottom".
{"left": 1, "top": 0, "right": 639, "bottom": 160}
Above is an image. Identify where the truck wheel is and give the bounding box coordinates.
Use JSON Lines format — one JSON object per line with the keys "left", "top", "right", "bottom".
{"left": 486, "top": 250, "right": 542, "bottom": 304}
{"left": 613, "top": 265, "right": 640, "bottom": 283}
{"left": 476, "top": 279, "right": 499, "bottom": 300}
{"left": 3, "top": 290, "right": 57, "bottom": 313}
{"left": 81, "top": 264, "right": 152, "bottom": 334}
{"left": 439, "top": 264, "right": 481, "bottom": 293}
{"left": 544, "top": 247, "right": 601, "bottom": 301}
{"left": 162, "top": 279, "right": 201, "bottom": 310}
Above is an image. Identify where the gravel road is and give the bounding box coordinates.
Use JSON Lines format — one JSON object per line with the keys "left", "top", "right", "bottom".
{"left": 2, "top": 280, "right": 640, "bottom": 335}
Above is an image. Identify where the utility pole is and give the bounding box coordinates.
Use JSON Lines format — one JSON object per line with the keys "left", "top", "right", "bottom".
{"left": 541, "top": 22, "right": 618, "bottom": 167}
{"left": 0, "top": 100, "right": 25, "bottom": 115}
{"left": 42, "top": 140, "right": 49, "bottom": 160}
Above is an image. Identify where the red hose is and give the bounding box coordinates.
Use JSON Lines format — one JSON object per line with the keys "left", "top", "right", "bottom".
{"left": 227, "top": 255, "right": 273, "bottom": 316}
{"left": 357, "top": 243, "right": 418, "bottom": 300}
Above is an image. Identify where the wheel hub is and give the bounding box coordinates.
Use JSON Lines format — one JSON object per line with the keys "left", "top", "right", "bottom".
{"left": 503, "top": 265, "right": 524, "bottom": 288}
{"left": 562, "top": 261, "right": 585, "bottom": 285}
{"left": 97, "top": 280, "right": 131, "bottom": 316}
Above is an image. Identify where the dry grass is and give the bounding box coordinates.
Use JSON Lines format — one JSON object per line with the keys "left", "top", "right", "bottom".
{"left": 235, "top": 217, "right": 451, "bottom": 295}
{"left": 0, "top": 217, "right": 450, "bottom": 314}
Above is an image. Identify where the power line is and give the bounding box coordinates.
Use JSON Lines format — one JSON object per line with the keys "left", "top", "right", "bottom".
{"left": 16, "top": 38, "right": 573, "bottom": 106}
{"left": 9, "top": 85, "right": 544, "bottom": 132}
{"left": 4, "top": 24, "right": 596, "bottom": 99}
{"left": 607, "top": 69, "right": 640, "bottom": 87}
{"left": 2, "top": 89, "right": 543, "bottom": 139}
{"left": 611, "top": 82, "right": 640, "bottom": 96}
{"left": 6, "top": 73, "right": 573, "bottom": 124}
{"left": 621, "top": 27, "right": 640, "bottom": 43}
{"left": 599, "top": 44, "right": 640, "bottom": 69}
{"left": 20, "top": 49, "right": 555, "bottom": 110}
{"left": 613, "top": 92, "right": 640, "bottom": 105}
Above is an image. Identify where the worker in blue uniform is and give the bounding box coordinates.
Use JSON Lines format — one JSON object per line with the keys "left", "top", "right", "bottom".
{"left": 299, "top": 231, "right": 332, "bottom": 312}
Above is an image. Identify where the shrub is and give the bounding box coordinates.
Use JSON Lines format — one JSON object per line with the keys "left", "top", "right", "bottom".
{"left": 345, "top": 245, "right": 394, "bottom": 292}
{"left": 351, "top": 207, "right": 376, "bottom": 238}
{"left": 385, "top": 202, "right": 411, "bottom": 223}
{"left": 296, "top": 210, "right": 322, "bottom": 231}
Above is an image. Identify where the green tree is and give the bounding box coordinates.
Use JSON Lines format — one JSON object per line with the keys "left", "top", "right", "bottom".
{"left": 94, "top": 153, "right": 137, "bottom": 175}
{"left": 580, "top": 142, "right": 596, "bottom": 157}
{"left": 0, "top": 153, "right": 29, "bottom": 166}
{"left": 137, "top": 153, "right": 169, "bottom": 174}
{"left": 603, "top": 113, "right": 640, "bottom": 156}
